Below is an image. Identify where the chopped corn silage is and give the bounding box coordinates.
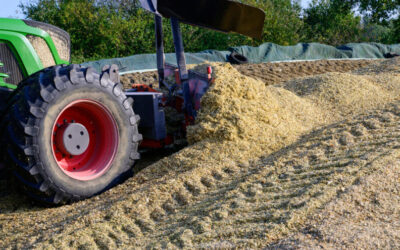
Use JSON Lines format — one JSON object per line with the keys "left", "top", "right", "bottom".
{"left": 136, "top": 63, "right": 332, "bottom": 182}
{"left": 186, "top": 63, "right": 326, "bottom": 162}
{"left": 282, "top": 72, "right": 400, "bottom": 118}
{"left": 3, "top": 59, "right": 400, "bottom": 249}
{"left": 187, "top": 61, "right": 400, "bottom": 159}
{"left": 356, "top": 56, "right": 400, "bottom": 75}
{"left": 26, "top": 35, "right": 56, "bottom": 68}
{"left": 269, "top": 150, "right": 400, "bottom": 249}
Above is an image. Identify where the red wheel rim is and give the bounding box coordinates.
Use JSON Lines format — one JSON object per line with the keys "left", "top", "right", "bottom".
{"left": 51, "top": 100, "right": 119, "bottom": 181}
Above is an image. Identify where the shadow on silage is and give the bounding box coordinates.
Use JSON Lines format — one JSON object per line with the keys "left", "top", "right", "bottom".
{"left": 0, "top": 169, "right": 33, "bottom": 213}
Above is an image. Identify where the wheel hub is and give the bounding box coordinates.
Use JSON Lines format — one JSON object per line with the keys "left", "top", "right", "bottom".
{"left": 51, "top": 99, "right": 119, "bottom": 181}
{"left": 55, "top": 123, "right": 90, "bottom": 156}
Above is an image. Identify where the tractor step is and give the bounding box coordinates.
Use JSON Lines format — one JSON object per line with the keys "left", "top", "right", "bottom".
{"left": 126, "top": 92, "right": 167, "bottom": 141}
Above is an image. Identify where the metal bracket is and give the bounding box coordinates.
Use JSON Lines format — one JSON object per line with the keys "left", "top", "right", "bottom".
{"left": 171, "top": 18, "right": 188, "bottom": 81}
{"left": 155, "top": 15, "right": 165, "bottom": 86}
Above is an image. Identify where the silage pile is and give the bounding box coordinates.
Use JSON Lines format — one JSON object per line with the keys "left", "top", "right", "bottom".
{"left": 133, "top": 63, "right": 331, "bottom": 185}
{"left": 134, "top": 60, "right": 400, "bottom": 244}
{"left": 135, "top": 63, "right": 333, "bottom": 181}
{"left": 282, "top": 72, "right": 400, "bottom": 117}
{"left": 144, "top": 61, "right": 400, "bottom": 187}
{"left": 5, "top": 58, "right": 400, "bottom": 249}
{"left": 185, "top": 61, "right": 400, "bottom": 162}
{"left": 186, "top": 63, "right": 326, "bottom": 162}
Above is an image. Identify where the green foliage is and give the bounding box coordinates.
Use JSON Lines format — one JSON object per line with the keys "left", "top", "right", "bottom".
{"left": 241, "top": 0, "right": 305, "bottom": 46}
{"left": 391, "top": 17, "right": 400, "bottom": 43}
{"left": 359, "top": 18, "right": 393, "bottom": 43}
{"left": 351, "top": 0, "right": 400, "bottom": 42}
{"left": 303, "top": 0, "right": 361, "bottom": 46}
{"left": 356, "top": 0, "right": 400, "bottom": 25}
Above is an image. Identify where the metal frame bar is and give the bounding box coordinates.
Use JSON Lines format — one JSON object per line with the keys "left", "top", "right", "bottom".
{"left": 154, "top": 15, "right": 165, "bottom": 85}
{"left": 170, "top": 17, "right": 188, "bottom": 81}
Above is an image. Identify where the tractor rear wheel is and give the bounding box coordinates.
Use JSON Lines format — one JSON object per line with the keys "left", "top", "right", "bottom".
{"left": 2, "top": 64, "right": 142, "bottom": 204}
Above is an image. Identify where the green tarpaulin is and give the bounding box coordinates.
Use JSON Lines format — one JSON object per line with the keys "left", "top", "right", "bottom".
{"left": 82, "top": 42, "right": 400, "bottom": 74}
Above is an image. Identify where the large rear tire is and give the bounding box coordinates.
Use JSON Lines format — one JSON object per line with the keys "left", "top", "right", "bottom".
{"left": 2, "top": 64, "right": 142, "bottom": 204}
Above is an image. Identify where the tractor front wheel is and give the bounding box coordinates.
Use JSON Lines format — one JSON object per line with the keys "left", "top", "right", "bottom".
{"left": 2, "top": 64, "right": 142, "bottom": 204}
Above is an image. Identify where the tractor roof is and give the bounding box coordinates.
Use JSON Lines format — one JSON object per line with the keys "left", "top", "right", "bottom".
{"left": 139, "top": 0, "right": 265, "bottom": 39}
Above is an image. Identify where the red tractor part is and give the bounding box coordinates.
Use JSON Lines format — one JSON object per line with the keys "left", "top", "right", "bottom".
{"left": 52, "top": 100, "right": 119, "bottom": 181}
{"left": 131, "top": 84, "right": 159, "bottom": 92}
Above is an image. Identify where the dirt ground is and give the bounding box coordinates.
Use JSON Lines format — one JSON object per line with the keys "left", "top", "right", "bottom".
{"left": 1, "top": 58, "right": 400, "bottom": 249}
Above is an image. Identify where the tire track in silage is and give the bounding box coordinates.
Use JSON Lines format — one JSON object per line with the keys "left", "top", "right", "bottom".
{"left": 142, "top": 103, "right": 400, "bottom": 248}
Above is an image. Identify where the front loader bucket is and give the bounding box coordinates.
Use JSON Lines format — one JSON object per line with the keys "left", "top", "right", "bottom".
{"left": 139, "top": 0, "right": 265, "bottom": 39}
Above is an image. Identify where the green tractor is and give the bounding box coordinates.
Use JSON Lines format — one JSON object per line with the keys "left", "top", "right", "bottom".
{"left": 0, "top": 0, "right": 265, "bottom": 205}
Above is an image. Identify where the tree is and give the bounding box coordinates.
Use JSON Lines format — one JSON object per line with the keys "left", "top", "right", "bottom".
{"left": 303, "top": 0, "right": 362, "bottom": 45}
{"left": 356, "top": 0, "right": 400, "bottom": 25}
{"left": 241, "top": 0, "right": 305, "bottom": 46}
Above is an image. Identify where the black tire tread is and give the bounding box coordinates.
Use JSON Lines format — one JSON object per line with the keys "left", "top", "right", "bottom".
{"left": 2, "top": 64, "right": 141, "bottom": 204}
{"left": 228, "top": 51, "right": 249, "bottom": 65}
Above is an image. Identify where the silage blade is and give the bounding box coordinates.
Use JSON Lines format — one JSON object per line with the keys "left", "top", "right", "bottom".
{"left": 139, "top": 0, "right": 265, "bottom": 39}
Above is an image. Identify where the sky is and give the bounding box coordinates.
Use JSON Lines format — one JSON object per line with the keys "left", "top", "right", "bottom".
{"left": 302, "top": 0, "right": 313, "bottom": 8}
{"left": 0, "top": 0, "right": 24, "bottom": 18}
{"left": 0, "top": 0, "right": 314, "bottom": 19}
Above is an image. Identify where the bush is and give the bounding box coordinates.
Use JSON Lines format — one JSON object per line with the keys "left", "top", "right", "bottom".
{"left": 389, "top": 17, "right": 400, "bottom": 43}
{"left": 359, "top": 22, "right": 392, "bottom": 43}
